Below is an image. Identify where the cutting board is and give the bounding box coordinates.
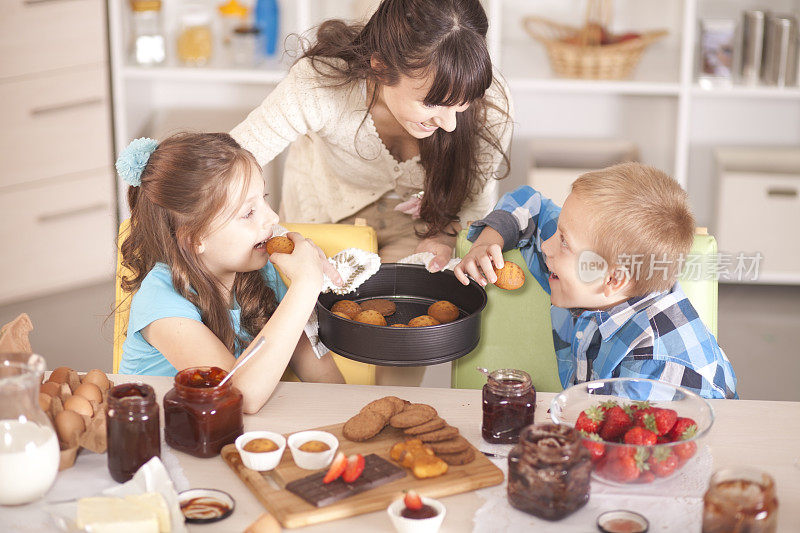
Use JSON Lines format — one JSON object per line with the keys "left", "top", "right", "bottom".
{"left": 221, "top": 422, "right": 504, "bottom": 529}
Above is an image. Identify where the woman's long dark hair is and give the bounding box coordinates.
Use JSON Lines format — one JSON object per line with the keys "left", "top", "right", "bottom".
{"left": 300, "top": 0, "right": 510, "bottom": 237}
{"left": 120, "top": 133, "right": 278, "bottom": 353}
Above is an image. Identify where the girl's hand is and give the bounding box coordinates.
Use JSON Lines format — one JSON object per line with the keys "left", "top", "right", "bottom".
{"left": 268, "top": 232, "right": 325, "bottom": 290}
{"left": 453, "top": 226, "right": 505, "bottom": 286}
{"left": 415, "top": 231, "right": 457, "bottom": 273}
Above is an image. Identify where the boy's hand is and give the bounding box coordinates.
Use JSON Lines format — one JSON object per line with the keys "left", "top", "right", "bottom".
{"left": 454, "top": 227, "right": 505, "bottom": 287}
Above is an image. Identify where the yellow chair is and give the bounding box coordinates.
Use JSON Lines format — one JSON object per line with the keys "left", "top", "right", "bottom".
{"left": 112, "top": 220, "right": 378, "bottom": 385}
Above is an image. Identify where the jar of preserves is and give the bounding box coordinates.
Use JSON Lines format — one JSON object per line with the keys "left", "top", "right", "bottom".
{"left": 702, "top": 467, "right": 778, "bottom": 533}
{"left": 106, "top": 383, "right": 160, "bottom": 483}
{"left": 481, "top": 368, "right": 535, "bottom": 444}
{"left": 163, "top": 367, "right": 243, "bottom": 458}
{"left": 507, "top": 423, "right": 591, "bottom": 521}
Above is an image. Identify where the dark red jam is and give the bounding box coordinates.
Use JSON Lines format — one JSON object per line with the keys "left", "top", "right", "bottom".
{"left": 482, "top": 369, "right": 535, "bottom": 444}
{"left": 401, "top": 504, "right": 438, "bottom": 519}
{"left": 163, "top": 366, "right": 243, "bottom": 458}
{"left": 106, "top": 383, "right": 160, "bottom": 483}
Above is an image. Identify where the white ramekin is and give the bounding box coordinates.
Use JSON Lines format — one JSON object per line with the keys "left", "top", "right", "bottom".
{"left": 286, "top": 430, "right": 339, "bottom": 470}
{"left": 235, "top": 431, "right": 287, "bottom": 471}
{"left": 387, "top": 496, "right": 446, "bottom": 533}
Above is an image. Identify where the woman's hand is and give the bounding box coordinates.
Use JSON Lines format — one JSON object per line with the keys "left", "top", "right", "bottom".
{"left": 453, "top": 226, "right": 505, "bottom": 286}
{"left": 414, "top": 224, "right": 460, "bottom": 272}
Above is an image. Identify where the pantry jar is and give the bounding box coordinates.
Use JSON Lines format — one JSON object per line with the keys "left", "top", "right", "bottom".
{"left": 129, "top": 0, "right": 165, "bottom": 66}
{"left": 163, "top": 367, "right": 243, "bottom": 458}
{"left": 106, "top": 382, "right": 160, "bottom": 482}
{"left": 702, "top": 467, "right": 778, "bottom": 533}
{"left": 177, "top": 3, "right": 213, "bottom": 66}
{"left": 507, "top": 423, "right": 592, "bottom": 521}
{"left": 481, "top": 368, "right": 535, "bottom": 444}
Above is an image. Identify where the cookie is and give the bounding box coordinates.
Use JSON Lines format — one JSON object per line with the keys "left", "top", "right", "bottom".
{"left": 429, "top": 436, "right": 471, "bottom": 454}
{"left": 342, "top": 410, "right": 386, "bottom": 441}
{"left": 362, "top": 396, "right": 406, "bottom": 419}
{"left": 354, "top": 310, "right": 387, "bottom": 326}
{"left": 408, "top": 315, "right": 440, "bottom": 327}
{"left": 389, "top": 404, "right": 437, "bottom": 428}
{"left": 360, "top": 298, "right": 396, "bottom": 316}
{"left": 437, "top": 447, "right": 476, "bottom": 465}
{"left": 403, "top": 417, "right": 446, "bottom": 435}
{"left": 265, "top": 235, "right": 295, "bottom": 255}
{"left": 493, "top": 261, "right": 525, "bottom": 290}
{"left": 427, "top": 301, "right": 459, "bottom": 324}
{"left": 331, "top": 300, "right": 362, "bottom": 319}
{"left": 417, "top": 425, "right": 459, "bottom": 442}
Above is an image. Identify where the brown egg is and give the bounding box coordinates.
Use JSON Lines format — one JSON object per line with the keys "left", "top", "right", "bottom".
{"left": 64, "top": 394, "right": 93, "bottom": 417}
{"left": 54, "top": 410, "right": 85, "bottom": 446}
{"left": 47, "top": 366, "right": 71, "bottom": 385}
{"left": 39, "top": 392, "right": 53, "bottom": 412}
{"left": 40, "top": 381, "right": 61, "bottom": 397}
{"left": 82, "top": 369, "right": 110, "bottom": 391}
{"left": 74, "top": 382, "right": 102, "bottom": 404}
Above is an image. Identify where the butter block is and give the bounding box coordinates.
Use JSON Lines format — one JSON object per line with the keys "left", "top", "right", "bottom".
{"left": 77, "top": 497, "right": 158, "bottom": 533}
{"left": 125, "top": 492, "right": 171, "bottom": 532}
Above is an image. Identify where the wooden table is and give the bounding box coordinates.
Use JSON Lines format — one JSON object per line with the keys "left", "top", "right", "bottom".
{"left": 17, "top": 376, "right": 800, "bottom": 531}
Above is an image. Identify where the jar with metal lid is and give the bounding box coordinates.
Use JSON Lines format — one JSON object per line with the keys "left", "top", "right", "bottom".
{"left": 507, "top": 423, "right": 592, "bottom": 521}
{"left": 177, "top": 3, "right": 213, "bottom": 66}
{"left": 129, "top": 0, "right": 165, "bottom": 66}
{"left": 481, "top": 368, "right": 535, "bottom": 444}
{"left": 106, "top": 382, "right": 160, "bottom": 482}
{"left": 702, "top": 467, "right": 778, "bottom": 533}
{"left": 163, "top": 367, "right": 243, "bottom": 458}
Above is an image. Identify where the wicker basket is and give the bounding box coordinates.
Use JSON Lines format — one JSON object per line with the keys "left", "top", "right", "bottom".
{"left": 523, "top": 15, "right": 667, "bottom": 80}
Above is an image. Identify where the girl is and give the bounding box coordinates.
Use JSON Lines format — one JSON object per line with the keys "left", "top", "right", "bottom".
{"left": 117, "top": 133, "right": 345, "bottom": 414}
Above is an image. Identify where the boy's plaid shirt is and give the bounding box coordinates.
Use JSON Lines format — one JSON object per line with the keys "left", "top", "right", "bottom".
{"left": 468, "top": 186, "right": 738, "bottom": 400}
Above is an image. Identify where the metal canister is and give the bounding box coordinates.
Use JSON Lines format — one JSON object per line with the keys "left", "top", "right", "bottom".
{"left": 762, "top": 14, "right": 799, "bottom": 86}
{"left": 740, "top": 10, "right": 767, "bottom": 84}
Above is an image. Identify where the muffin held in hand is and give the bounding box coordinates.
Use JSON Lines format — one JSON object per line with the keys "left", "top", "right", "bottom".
{"left": 408, "top": 315, "right": 441, "bottom": 327}
{"left": 331, "top": 300, "right": 362, "bottom": 319}
{"left": 354, "top": 310, "right": 387, "bottom": 326}
{"left": 265, "top": 235, "right": 295, "bottom": 255}
{"left": 494, "top": 262, "right": 525, "bottom": 290}
{"left": 427, "top": 301, "right": 459, "bottom": 324}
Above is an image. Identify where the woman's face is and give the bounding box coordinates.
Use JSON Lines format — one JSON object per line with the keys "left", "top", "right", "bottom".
{"left": 379, "top": 72, "right": 471, "bottom": 139}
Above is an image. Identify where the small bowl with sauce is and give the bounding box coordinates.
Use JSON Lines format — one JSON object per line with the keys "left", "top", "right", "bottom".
{"left": 287, "top": 430, "right": 339, "bottom": 470}
{"left": 387, "top": 496, "right": 446, "bottom": 533}
{"left": 178, "top": 488, "right": 235, "bottom": 524}
{"left": 235, "top": 431, "right": 286, "bottom": 471}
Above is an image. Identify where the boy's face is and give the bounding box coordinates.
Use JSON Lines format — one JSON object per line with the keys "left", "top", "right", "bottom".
{"left": 198, "top": 165, "right": 279, "bottom": 289}
{"left": 541, "top": 193, "right": 627, "bottom": 310}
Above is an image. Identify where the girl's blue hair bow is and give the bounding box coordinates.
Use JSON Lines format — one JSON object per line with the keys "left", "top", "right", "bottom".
{"left": 116, "top": 137, "right": 159, "bottom": 187}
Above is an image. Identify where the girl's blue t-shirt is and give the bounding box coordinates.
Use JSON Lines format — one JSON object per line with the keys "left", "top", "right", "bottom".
{"left": 119, "top": 262, "right": 288, "bottom": 376}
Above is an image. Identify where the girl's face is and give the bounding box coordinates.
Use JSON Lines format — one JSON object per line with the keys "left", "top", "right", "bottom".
{"left": 379, "top": 72, "right": 470, "bottom": 139}
{"left": 198, "top": 164, "right": 279, "bottom": 289}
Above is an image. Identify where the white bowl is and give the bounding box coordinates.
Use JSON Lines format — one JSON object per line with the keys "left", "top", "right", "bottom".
{"left": 235, "top": 431, "right": 286, "bottom": 472}
{"left": 287, "top": 430, "right": 339, "bottom": 470}
{"left": 387, "top": 496, "right": 446, "bottom": 533}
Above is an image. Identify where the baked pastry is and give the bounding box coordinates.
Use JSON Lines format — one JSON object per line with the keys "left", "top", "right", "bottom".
{"left": 361, "top": 396, "right": 405, "bottom": 420}
{"left": 332, "top": 311, "right": 351, "bottom": 320}
{"left": 427, "top": 301, "right": 459, "bottom": 324}
{"left": 417, "top": 425, "right": 459, "bottom": 443}
{"left": 360, "top": 298, "right": 396, "bottom": 316}
{"left": 389, "top": 439, "right": 448, "bottom": 479}
{"left": 265, "top": 235, "right": 295, "bottom": 255}
{"left": 408, "top": 315, "right": 440, "bottom": 327}
{"left": 403, "top": 417, "right": 446, "bottom": 435}
{"left": 331, "top": 300, "right": 362, "bottom": 319}
{"left": 493, "top": 261, "right": 525, "bottom": 290}
{"left": 389, "top": 404, "right": 437, "bottom": 428}
{"left": 354, "top": 310, "right": 387, "bottom": 326}
{"left": 342, "top": 410, "right": 386, "bottom": 442}
{"left": 429, "top": 436, "right": 470, "bottom": 454}
{"left": 390, "top": 323, "right": 409, "bottom": 328}
{"left": 437, "top": 447, "right": 476, "bottom": 465}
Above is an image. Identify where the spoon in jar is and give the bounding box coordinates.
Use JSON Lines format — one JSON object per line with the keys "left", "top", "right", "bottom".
{"left": 218, "top": 336, "right": 266, "bottom": 388}
{"left": 477, "top": 367, "right": 491, "bottom": 378}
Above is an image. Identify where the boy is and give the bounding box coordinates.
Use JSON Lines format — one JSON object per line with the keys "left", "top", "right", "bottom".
{"left": 455, "top": 162, "right": 737, "bottom": 399}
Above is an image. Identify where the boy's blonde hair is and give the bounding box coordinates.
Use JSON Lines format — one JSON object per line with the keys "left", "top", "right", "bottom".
{"left": 571, "top": 162, "right": 695, "bottom": 296}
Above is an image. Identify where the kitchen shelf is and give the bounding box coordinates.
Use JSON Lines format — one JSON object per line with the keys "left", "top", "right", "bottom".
{"left": 122, "top": 64, "right": 287, "bottom": 84}
{"left": 692, "top": 84, "right": 800, "bottom": 100}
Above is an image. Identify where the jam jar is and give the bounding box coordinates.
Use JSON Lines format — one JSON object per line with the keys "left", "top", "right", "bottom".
{"left": 702, "top": 468, "right": 778, "bottom": 533}
{"left": 482, "top": 368, "right": 535, "bottom": 443}
{"left": 507, "top": 423, "right": 592, "bottom": 521}
{"left": 106, "top": 383, "right": 160, "bottom": 482}
{"left": 163, "top": 367, "right": 243, "bottom": 458}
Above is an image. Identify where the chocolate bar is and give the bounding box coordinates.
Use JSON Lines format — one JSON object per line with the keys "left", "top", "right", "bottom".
{"left": 285, "top": 454, "right": 406, "bottom": 507}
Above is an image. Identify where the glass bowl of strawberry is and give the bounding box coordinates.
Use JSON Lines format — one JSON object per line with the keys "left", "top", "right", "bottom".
{"left": 550, "top": 377, "right": 714, "bottom": 485}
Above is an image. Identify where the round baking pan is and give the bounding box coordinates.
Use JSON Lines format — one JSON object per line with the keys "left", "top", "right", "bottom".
{"left": 317, "top": 263, "right": 487, "bottom": 366}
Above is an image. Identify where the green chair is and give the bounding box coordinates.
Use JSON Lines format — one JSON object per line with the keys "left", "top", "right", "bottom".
{"left": 451, "top": 229, "right": 719, "bottom": 391}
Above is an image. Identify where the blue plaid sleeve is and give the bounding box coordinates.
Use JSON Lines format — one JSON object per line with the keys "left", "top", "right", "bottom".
{"left": 467, "top": 186, "right": 561, "bottom": 292}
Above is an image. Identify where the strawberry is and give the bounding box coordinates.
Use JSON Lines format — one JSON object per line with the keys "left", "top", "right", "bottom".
{"left": 580, "top": 432, "right": 606, "bottom": 463}
{"left": 630, "top": 401, "right": 654, "bottom": 427}
{"left": 651, "top": 408, "right": 678, "bottom": 436}
{"left": 403, "top": 490, "right": 423, "bottom": 511}
{"left": 603, "top": 447, "right": 648, "bottom": 483}
{"left": 666, "top": 417, "right": 697, "bottom": 441}
{"left": 647, "top": 447, "right": 678, "bottom": 477}
{"left": 598, "top": 400, "right": 619, "bottom": 413}
{"left": 575, "top": 406, "right": 605, "bottom": 434}
{"left": 342, "top": 453, "right": 365, "bottom": 483}
{"left": 635, "top": 470, "right": 656, "bottom": 484}
{"left": 323, "top": 452, "right": 347, "bottom": 483}
{"left": 674, "top": 441, "right": 697, "bottom": 465}
{"left": 623, "top": 426, "right": 657, "bottom": 446}
{"left": 599, "top": 406, "right": 632, "bottom": 442}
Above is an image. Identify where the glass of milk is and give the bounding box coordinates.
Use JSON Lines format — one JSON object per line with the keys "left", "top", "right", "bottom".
{"left": 0, "top": 353, "right": 59, "bottom": 505}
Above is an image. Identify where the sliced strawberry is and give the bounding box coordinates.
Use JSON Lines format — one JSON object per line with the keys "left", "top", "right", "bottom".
{"left": 580, "top": 431, "right": 606, "bottom": 463}
{"left": 666, "top": 417, "right": 697, "bottom": 441}
{"left": 599, "top": 406, "right": 632, "bottom": 442}
{"left": 322, "top": 451, "right": 347, "bottom": 483}
{"left": 342, "top": 453, "right": 365, "bottom": 483}
{"left": 623, "top": 426, "right": 657, "bottom": 446}
{"left": 403, "top": 490, "right": 423, "bottom": 511}
{"left": 575, "top": 406, "right": 605, "bottom": 434}
{"left": 648, "top": 446, "right": 678, "bottom": 477}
